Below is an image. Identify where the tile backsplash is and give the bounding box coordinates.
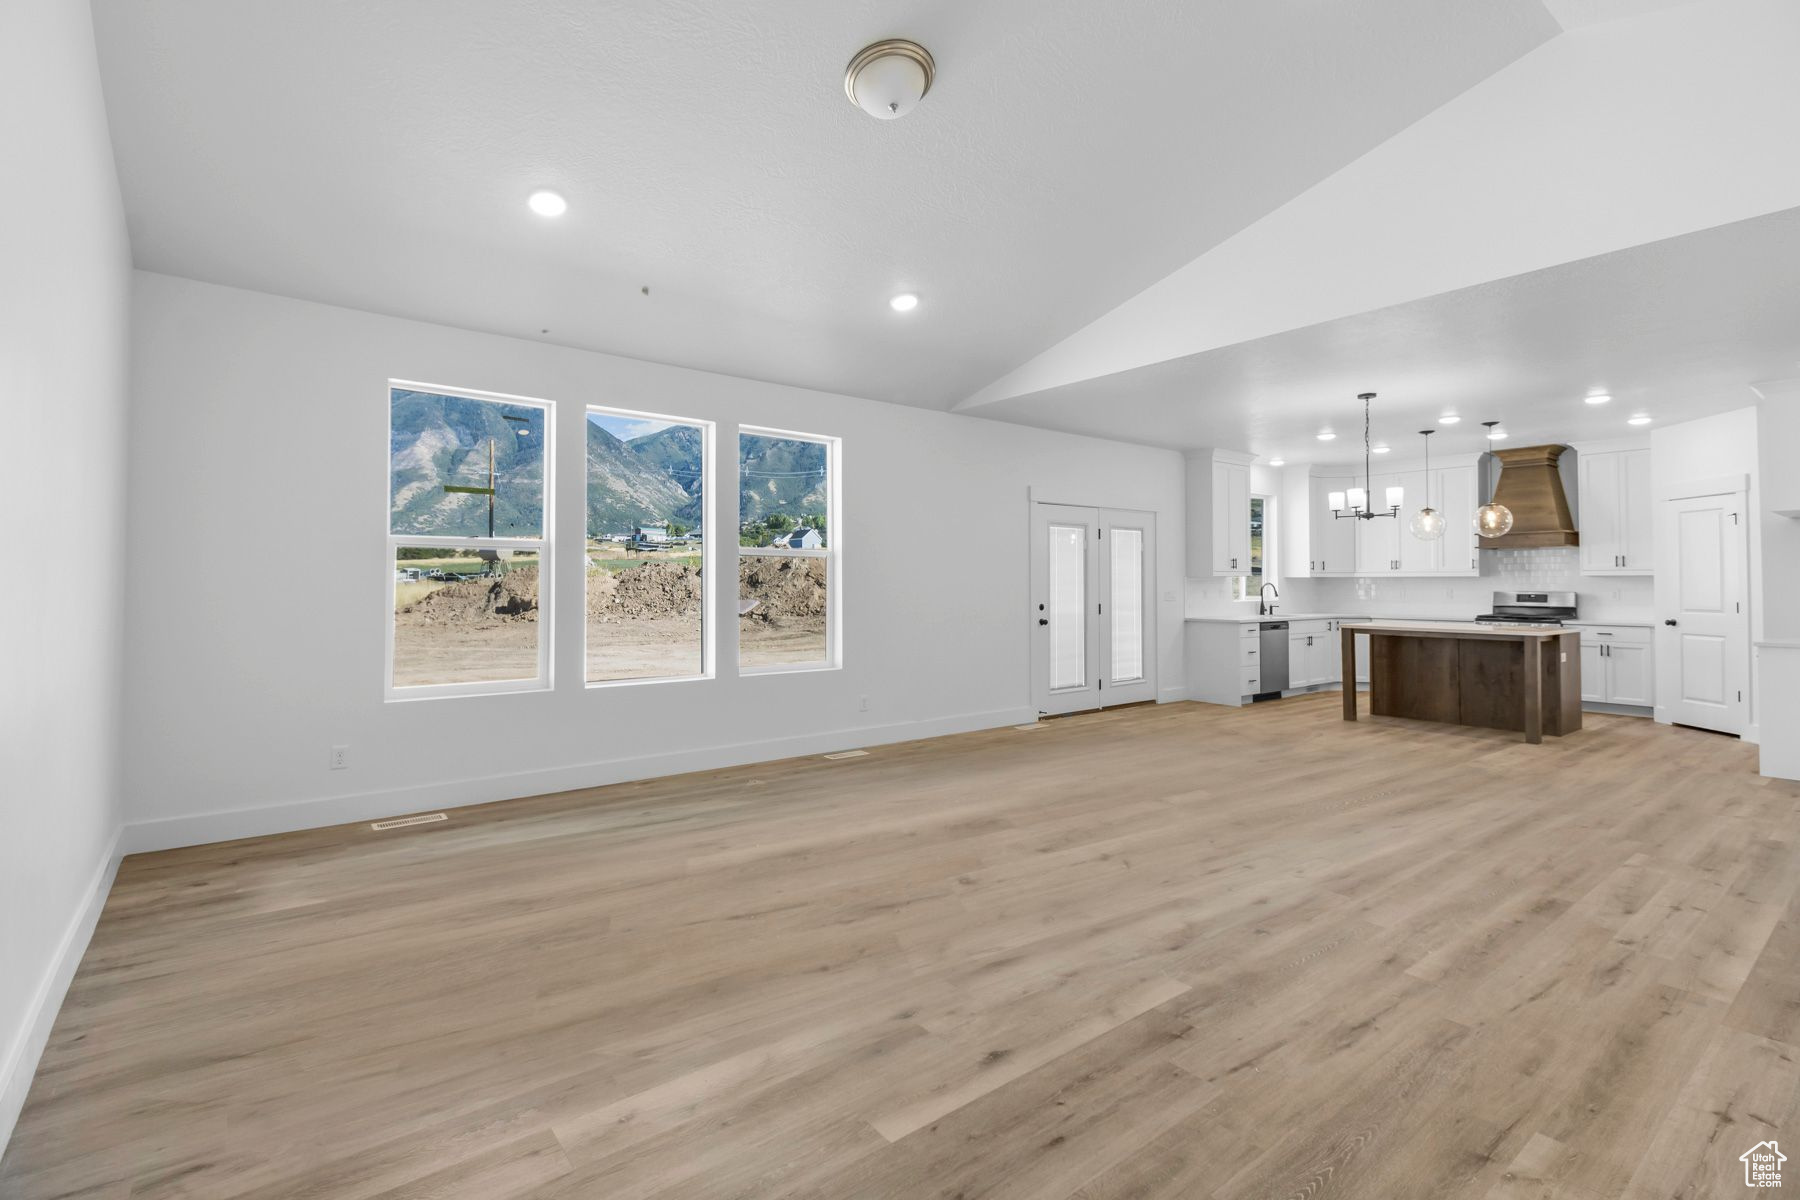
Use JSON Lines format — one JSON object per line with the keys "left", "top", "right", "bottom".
{"left": 1188, "top": 547, "right": 1654, "bottom": 623}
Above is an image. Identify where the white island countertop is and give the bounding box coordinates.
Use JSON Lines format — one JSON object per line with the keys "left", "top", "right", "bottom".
{"left": 1343, "top": 619, "right": 1569, "bottom": 638}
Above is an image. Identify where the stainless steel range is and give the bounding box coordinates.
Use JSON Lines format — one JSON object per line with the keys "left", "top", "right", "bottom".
{"left": 1474, "top": 590, "right": 1578, "bottom": 627}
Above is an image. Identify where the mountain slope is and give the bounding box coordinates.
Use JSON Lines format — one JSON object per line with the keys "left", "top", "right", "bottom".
{"left": 390, "top": 389, "right": 546, "bottom": 537}
{"left": 586, "top": 421, "right": 695, "bottom": 535}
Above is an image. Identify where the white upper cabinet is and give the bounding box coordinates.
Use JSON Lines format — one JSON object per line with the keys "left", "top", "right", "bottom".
{"left": 1578, "top": 448, "right": 1653, "bottom": 575}
{"left": 1355, "top": 473, "right": 1402, "bottom": 573}
{"left": 1294, "top": 460, "right": 1478, "bottom": 578}
{"left": 1309, "top": 475, "right": 1357, "bottom": 575}
{"left": 1434, "top": 465, "right": 1478, "bottom": 574}
{"left": 1186, "top": 450, "right": 1254, "bottom": 577}
{"left": 1396, "top": 470, "right": 1436, "bottom": 575}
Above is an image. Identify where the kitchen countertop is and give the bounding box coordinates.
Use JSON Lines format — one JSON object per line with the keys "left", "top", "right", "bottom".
{"left": 1343, "top": 619, "right": 1568, "bottom": 638}
{"left": 1184, "top": 612, "right": 1367, "bottom": 624}
{"left": 1187, "top": 613, "right": 1656, "bottom": 627}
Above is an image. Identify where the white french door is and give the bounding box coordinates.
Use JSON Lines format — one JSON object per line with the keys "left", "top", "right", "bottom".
{"left": 1030, "top": 504, "right": 1157, "bottom": 716}
{"left": 1655, "top": 488, "right": 1749, "bottom": 735}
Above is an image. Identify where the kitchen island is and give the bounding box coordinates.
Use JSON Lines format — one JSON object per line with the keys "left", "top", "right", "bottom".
{"left": 1340, "top": 620, "right": 1580, "bottom": 744}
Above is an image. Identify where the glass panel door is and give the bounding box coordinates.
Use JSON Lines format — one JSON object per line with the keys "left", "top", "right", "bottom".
{"left": 1031, "top": 503, "right": 1157, "bottom": 715}
{"left": 1048, "top": 523, "right": 1088, "bottom": 690}
{"left": 1109, "top": 527, "right": 1144, "bottom": 683}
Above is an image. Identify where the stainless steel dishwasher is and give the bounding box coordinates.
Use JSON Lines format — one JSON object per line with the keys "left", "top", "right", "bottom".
{"left": 1258, "top": 621, "right": 1289, "bottom": 698}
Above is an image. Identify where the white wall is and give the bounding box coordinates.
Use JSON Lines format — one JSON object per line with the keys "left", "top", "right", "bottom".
{"left": 1752, "top": 382, "right": 1799, "bottom": 779}
{"left": 0, "top": 0, "right": 132, "bottom": 1157}
{"left": 1755, "top": 381, "right": 1800, "bottom": 642}
{"left": 121, "top": 272, "right": 1186, "bottom": 851}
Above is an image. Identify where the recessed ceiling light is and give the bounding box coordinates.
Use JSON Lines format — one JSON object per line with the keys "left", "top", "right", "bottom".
{"left": 1268, "top": 458, "right": 1285, "bottom": 467}
{"left": 889, "top": 292, "right": 920, "bottom": 313}
{"left": 1372, "top": 445, "right": 1391, "bottom": 454}
{"left": 1438, "top": 415, "right": 1461, "bottom": 425}
{"left": 1627, "top": 414, "right": 1652, "bottom": 426}
{"left": 1316, "top": 431, "right": 1336, "bottom": 441}
{"left": 1585, "top": 393, "right": 1612, "bottom": 405}
{"left": 527, "top": 190, "right": 567, "bottom": 217}
{"left": 1486, "top": 428, "right": 1508, "bottom": 440}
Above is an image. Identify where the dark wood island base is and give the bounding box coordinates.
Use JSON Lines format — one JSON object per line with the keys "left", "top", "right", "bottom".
{"left": 1340, "top": 621, "right": 1581, "bottom": 743}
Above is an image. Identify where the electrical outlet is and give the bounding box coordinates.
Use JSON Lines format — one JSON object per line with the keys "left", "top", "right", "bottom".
{"left": 859, "top": 695, "right": 870, "bottom": 712}
{"left": 330, "top": 745, "right": 349, "bottom": 771}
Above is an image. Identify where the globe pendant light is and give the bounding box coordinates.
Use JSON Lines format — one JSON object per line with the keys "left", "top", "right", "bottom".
{"left": 1474, "top": 420, "right": 1515, "bottom": 538}
{"left": 1410, "top": 429, "right": 1445, "bottom": 541}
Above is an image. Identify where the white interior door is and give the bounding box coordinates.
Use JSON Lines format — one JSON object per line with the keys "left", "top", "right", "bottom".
{"left": 1031, "top": 503, "right": 1157, "bottom": 715}
{"left": 1656, "top": 490, "right": 1748, "bottom": 734}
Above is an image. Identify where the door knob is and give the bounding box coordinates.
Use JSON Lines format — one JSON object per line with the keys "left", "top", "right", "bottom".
{"left": 1038, "top": 618, "right": 1049, "bottom": 626}
{"left": 1664, "top": 619, "right": 1677, "bottom": 626}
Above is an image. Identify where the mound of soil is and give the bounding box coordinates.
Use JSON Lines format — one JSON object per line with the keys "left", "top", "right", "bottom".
{"left": 404, "top": 568, "right": 539, "bottom": 624}
{"left": 589, "top": 561, "right": 703, "bottom": 622}
{"left": 400, "top": 558, "right": 825, "bottom": 628}
{"left": 739, "top": 557, "right": 825, "bottom": 622}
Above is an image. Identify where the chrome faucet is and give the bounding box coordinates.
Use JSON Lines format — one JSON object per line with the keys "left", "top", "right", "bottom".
{"left": 1259, "top": 581, "right": 1280, "bottom": 616}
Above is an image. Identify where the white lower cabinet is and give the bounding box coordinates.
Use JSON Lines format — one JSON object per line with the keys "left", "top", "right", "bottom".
{"left": 1185, "top": 618, "right": 1364, "bottom": 705}
{"left": 1288, "top": 619, "right": 1348, "bottom": 688}
{"left": 1571, "top": 624, "right": 1654, "bottom": 708}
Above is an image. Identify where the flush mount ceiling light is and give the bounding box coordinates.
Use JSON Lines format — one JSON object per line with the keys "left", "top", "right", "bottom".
{"left": 527, "top": 190, "right": 567, "bottom": 217}
{"left": 1372, "top": 445, "right": 1391, "bottom": 454}
{"left": 1585, "top": 392, "right": 1612, "bottom": 405}
{"left": 1267, "top": 458, "right": 1285, "bottom": 467}
{"left": 1628, "top": 414, "right": 1652, "bottom": 426}
{"left": 1438, "top": 414, "right": 1461, "bottom": 425}
{"left": 889, "top": 292, "right": 920, "bottom": 312}
{"left": 1410, "top": 429, "right": 1445, "bottom": 541}
{"left": 1316, "top": 431, "right": 1336, "bottom": 441}
{"left": 845, "top": 39, "right": 935, "bottom": 120}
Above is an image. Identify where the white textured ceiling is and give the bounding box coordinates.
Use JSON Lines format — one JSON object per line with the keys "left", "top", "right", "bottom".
{"left": 1540, "top": 0, "right": 1701, "bottom": 30}
{"left": 92, "top": 0, "right": 1558, "bottom": 409}
{"left": 966, "top": 206, "right": 1800, "bottom": 461}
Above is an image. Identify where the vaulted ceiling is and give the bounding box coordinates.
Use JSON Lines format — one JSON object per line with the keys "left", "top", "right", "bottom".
{"left": 93, "top": 0, "right": 1800, "bottom": 448}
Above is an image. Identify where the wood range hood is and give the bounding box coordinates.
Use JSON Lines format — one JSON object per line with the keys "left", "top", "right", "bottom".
{"left": 1479, "top": 444, "right": 1580, "bottom": 549}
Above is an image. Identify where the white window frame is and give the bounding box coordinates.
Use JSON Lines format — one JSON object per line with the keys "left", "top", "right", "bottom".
{"left": 738, "top": 425, "right": 841, "bottom": 676}
{"left": 585, "top": 403, "right": 716, "bottom": 689}
{"left": 385, "top": 380, "right": 554, "bottom": 702}
{"left": 1231, "top": 493, "right": 1273, "bottom": 603}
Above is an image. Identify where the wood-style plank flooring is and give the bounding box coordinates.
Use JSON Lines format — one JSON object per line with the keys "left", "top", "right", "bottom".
{"left": 5, "top": 695, "right": 1799, "bottom": 1199}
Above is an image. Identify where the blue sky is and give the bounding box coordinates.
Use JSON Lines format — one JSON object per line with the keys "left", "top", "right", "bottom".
{"left": 589, "top": 411, "right": 674, "bottom": 441}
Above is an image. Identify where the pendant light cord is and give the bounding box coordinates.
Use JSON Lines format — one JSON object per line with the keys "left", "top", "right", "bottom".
{"left": 1363, "top": 396, "right": 1371, "bottom": 506}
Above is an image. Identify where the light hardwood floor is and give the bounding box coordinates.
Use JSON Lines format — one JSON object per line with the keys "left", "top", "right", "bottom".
{"left": 5, "top": 695, "right": 1798, "bottom": 1199}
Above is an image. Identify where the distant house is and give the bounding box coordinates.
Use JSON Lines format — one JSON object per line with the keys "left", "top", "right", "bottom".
{"left": 768, "top": 527, "right": 823, "bottom": 550}
{"left": 632, "top": 523, "right": 669, "bottom": 547}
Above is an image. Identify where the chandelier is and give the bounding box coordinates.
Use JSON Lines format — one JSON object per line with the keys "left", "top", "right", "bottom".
{"left": 1331, "top": 393, "right": 1401, "bottom": 521}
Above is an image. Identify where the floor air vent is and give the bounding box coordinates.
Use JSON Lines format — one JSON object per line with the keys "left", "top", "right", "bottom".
{"left": 371, "top": 812, "right": 448, "bottom": 831}
{"left": 822, "top": 749, "right": 869, "bottom": 760}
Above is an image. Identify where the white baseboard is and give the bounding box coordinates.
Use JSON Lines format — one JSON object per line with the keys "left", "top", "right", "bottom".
{"left": 123, "top": 706, "right": 1036, "bottom": 855}
{"left": 1, "top": 827, "right": 122, "bottom": 1162}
